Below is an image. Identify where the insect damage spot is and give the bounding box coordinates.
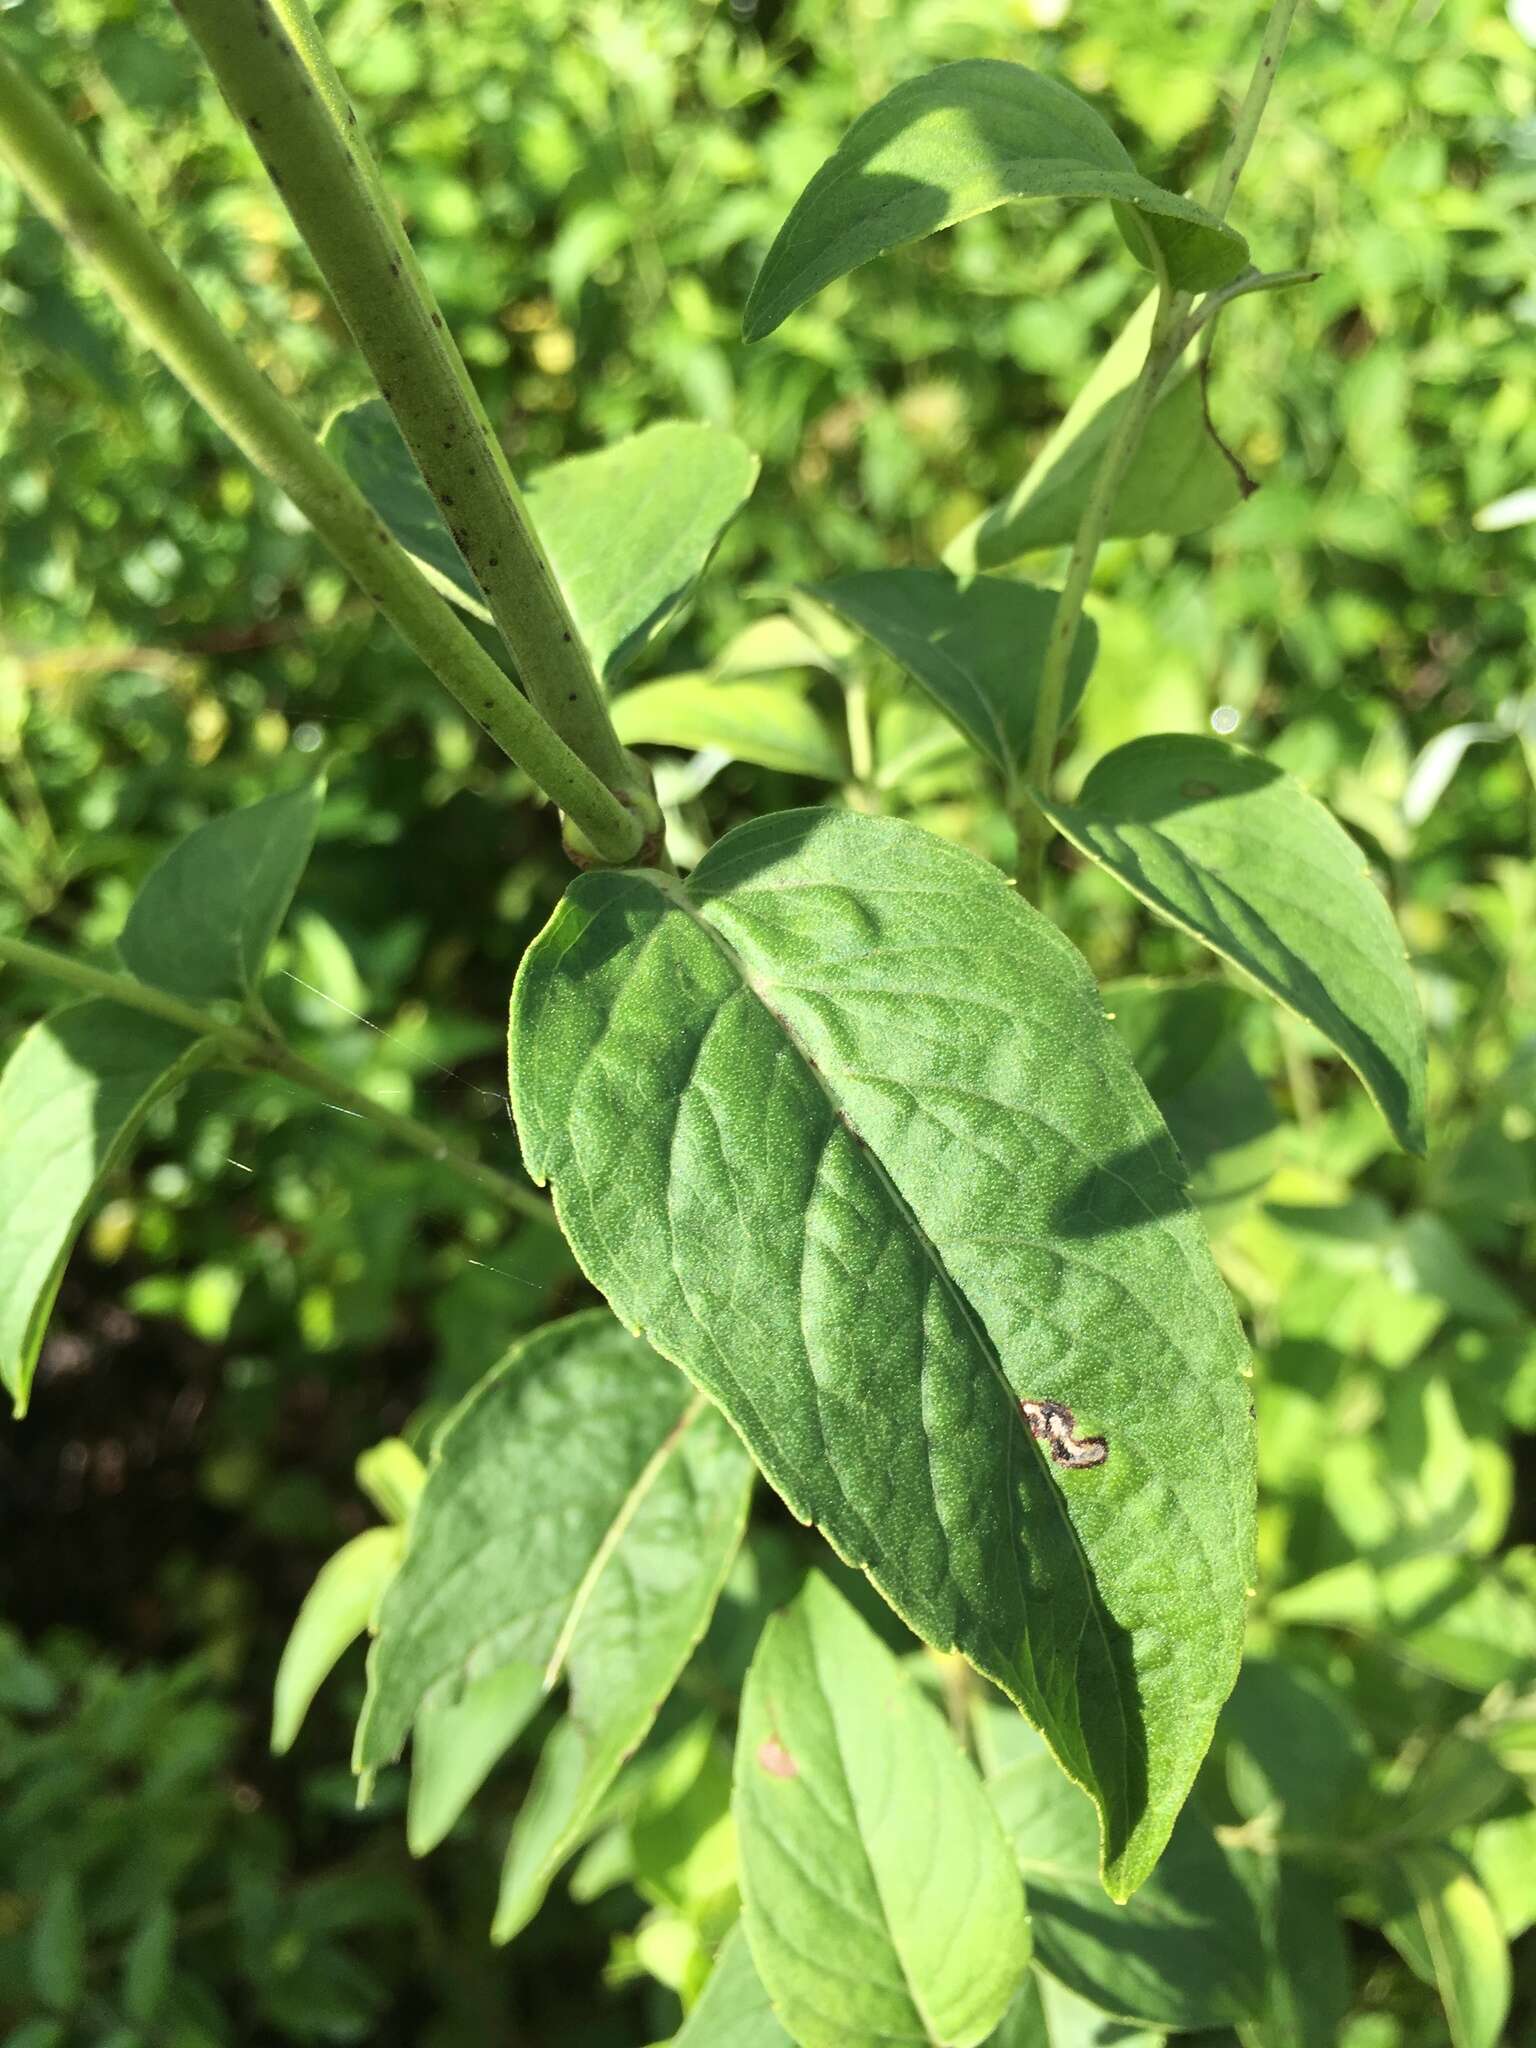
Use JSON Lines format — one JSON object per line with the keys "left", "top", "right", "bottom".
{"left": 1020, "top": 1397, "right": 1108, "bottom": 1469}
{"left": 757, "top": 1735, "right": 798, "bottom": 1779}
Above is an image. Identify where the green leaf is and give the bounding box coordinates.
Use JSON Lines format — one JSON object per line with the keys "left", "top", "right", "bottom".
{"left": 270, "top": 1525, "right": 404, "bottom": 1756}
{"left": 407, "top": 1660, "right": 543, "bottom": 1856}
{"left": 1377, "top": 1848, "right": 1511, "bottom": 2048}
{"left": 0, "top": 1002, "right": 216, "bottom": 1415}
{"left": 612, "top": 676, "right": 847, "bottom": 780}
{"left": 510, "top": 808, "right": 1256, "bottom": 1900}
{"left": 527, "top": 426, "right": 760, "bottom": 682}
{"left": 994, "top": 1971, "right": 1162, "bottom": 2047}
{"left": 742, "top": 61, "right": 1247, "bottom": 343}
{"left": 120, "top": 1901, "right": 175, "bottom": 2025}
{"left": 1107, "top": 981, "right": 1279, "bottom": 1232}
{"left": 29, "top": 1873, "right": 85, "bottom": 2011}
{"left": 988, "top": 1752, "right": 1263, "bottom": 2029}
{"left": 1229, "top": 1854, "right": 1348, "bottom": 2048}
{"left": 735, "top": 1573, "right": 1029, "bottom": 2048}
{"left": 804, "top": 571, "right": 1097, "bottom": 784}
{"left": 117, "top": 781, "right": 323, "bottom": 1006}
{"left": 354, "top": 1437, "right": 426, "bottom": 1526}
{"left": 670, "top": 1923, "right": 793, "bottom": 2048}
{"left": 1037, "top": 735, "right": 1427, "bottom": 1153}
{"left": 326, "top": 405, "right": 759, "bottom": 682}
{"left": 947, "top": 294, "right": 1242, "bottom": 571}
{"left": 347, "top": 1313, "right": 753, "bottom": 1937}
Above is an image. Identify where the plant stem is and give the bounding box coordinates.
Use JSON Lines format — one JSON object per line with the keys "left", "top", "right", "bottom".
{"left": 1203, "top": 0, "right": 1304, "bottom": 227}
{"left": 1014, "top": 285, "right": 1181, "bottom": 901}
{"left": 176, "top": 0, "right": 653, "bottom": 837}
{"left": 0, "top": 44, "right": 642, "bottom": 867}
{"left": 0, "top": 934, "right": 549, "bottom": 1222}
{"left": 1013, "top": 0, "right": 1304, "bottom": 903}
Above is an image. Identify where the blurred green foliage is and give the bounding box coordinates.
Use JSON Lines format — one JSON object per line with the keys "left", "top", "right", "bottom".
{"left": 2, "top": 0, "right": 1534, "bottom": 2040}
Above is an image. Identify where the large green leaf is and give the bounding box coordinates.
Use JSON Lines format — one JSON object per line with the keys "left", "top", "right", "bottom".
{"left": 510, "top": 807, "right": 1256, "bottom": 1898}
{"left": 0, "top": 1002, "right": 217, "bottom": 1414}
{"left": 326, "top": 404, "right": 758, "bottom": 682}
{"left": 988, "top": 1752, "right": 1264, "bottom": 2029}
{"left": 670, "top": 1923, "right": 793, "bottom": 2048}
{"left": 735, "top": 1573, "right": 1028, "bottom": 2048}
{"left": 350, "top": 1313, "right": 753, "bottom": 1939}
{"left": 805, "top": 571, "right": 1097, "bottom": 785}
{"left": 1377, "top": 1848, "right": 1512, "bottom": 2048}
{"left": 947, "top": 295, "right": 1242, "bottom": 571}
{"left": 118, "top": 781, "right": 323, "bottom": 1007}
{"left": 612, "top": 675, "right": 847, "bottom": 781}
{"left": 1037, "top": 736, "right": 1427, "bottom": 1154}
{"left": 743, "top": 61, "right": 1247, "bottom": 343}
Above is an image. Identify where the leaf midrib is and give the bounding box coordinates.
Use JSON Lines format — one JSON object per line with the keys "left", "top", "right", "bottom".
{"left": 541, "top": 1389, "right": 707, "bottom": 1688}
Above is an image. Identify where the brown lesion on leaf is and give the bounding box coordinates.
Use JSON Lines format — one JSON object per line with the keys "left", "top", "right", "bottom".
{"left": 757, "top": 1734, "right": 798, "bottom": 1779}
{"left": 1020, "top": 1397, "right": 1108, "bottom": 1469}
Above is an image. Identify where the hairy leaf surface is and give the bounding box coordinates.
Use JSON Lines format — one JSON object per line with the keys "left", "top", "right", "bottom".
{"left": 510, "top": 808, "right": 1256, "bottom": 1896}
{"left": 735, "top": 1573, "right": 1028, "bottom": 2048}
{"left": 0, "top": 1002, "right": 216, "bottom": 1413}
{"left": 1037, "top": 735, "right": 1427, "bottom": 1153}
{"left": 743, "top": 61, "right": 1247, "bottom": 342}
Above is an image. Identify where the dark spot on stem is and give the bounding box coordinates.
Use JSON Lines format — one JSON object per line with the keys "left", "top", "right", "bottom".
{"left": 431, "top": 313, "right": 443, "bottom": 328}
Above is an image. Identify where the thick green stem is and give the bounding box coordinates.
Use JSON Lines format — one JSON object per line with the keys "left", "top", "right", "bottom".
{"left": 0, "top": 935, "right": 549, "bottom": 1222}
{"left": 1014, "top": 0, "right": 1304, "bottom": 903}
{"left": 0, "top": 45, "right": 642, "bottom": 866}
{"left": 177, "top": 0, "right": 652, "bottom": 835}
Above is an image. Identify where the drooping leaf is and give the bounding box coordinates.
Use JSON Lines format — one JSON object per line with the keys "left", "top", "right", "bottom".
{"left": 670, "top": 1923, "right": 794, "bottom": 2048}
{"left": 1107, "top": 980, "right": 1279, "bottom": 1231}
{"left": 350, "top": 1313, "right": 753, "bottom": 1937}
{"left": 510, "top": 807, "right": 1256, "bottom": 1899}
{"left": 947, "top": 294, "right": 1242, "bottom": 571}
{"left": 407, "top": 1660, "right": 544, "bottom": 1855}
{"left": 735, "top": 1573, "right": 1029, "bottom": 2048}
{"left": 612, "top": 676, "right": 847, "bottom": 780}
{"left": 326, "top": 404, "right": 758, "bottom": 682}
{"left": 0, "top": 1002, "right": 217, "bottom": 1414}
{"left": 1036, "top": 735, "right": 1428, "bottom": 1153}
{"left": 987, "top": 1752, "right": 1264, "bottom": 2029}
{"left": 118, "top": 780, "right": 323, "bottom": 1007}
{"left": 270, "top": 1526, "right": 405, "bottom": 1756}
{"left": 805, "top": 570, "right": 1097, "bottom": 784}
{"left": 743, "top": 61, "right": 1247, "bottom": 343}
{"left": 1377, "top": 1848, "right": 1512, "bottom": 2048}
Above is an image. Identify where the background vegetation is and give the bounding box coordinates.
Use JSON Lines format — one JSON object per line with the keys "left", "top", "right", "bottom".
{"left": 2, "top": 0, "right": 1534, "bottom": 2040}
